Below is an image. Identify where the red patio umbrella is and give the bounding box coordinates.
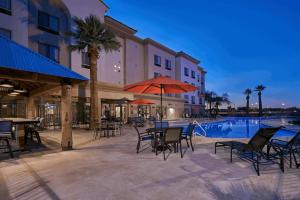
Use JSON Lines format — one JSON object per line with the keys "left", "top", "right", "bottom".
{"left": 129, "top": 98, "right": 155, "bottom": 105}
{"left": 124, "top": 76, "right": 197, "bottom": 123}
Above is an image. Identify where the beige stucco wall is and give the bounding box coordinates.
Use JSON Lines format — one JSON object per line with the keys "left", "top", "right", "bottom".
{"left": 0, "top": 0, "right": 28, "bottom": 46}
{"left": 145, "top": 44, "right": 176, "bottom": 79}
{"left": 175, "top": 56, "right": 202, "bottom": 106}
{"left": 125, "top": 38, "right": 145, "bottom": 85}
{"left": 28, "top": 0, "right": 71, "bottom": 67}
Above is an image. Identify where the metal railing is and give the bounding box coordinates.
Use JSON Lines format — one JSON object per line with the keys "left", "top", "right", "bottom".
{"left": 192, "top": 120, "right": 207, "bottom": 137}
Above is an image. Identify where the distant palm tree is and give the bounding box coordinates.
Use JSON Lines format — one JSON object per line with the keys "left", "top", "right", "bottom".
{"left": 244, "top": 88, "right": 252, "bottom": 115}
{"left": 255, "top": 85, "right": 266, "bottom": 116}
{"left": 205, "top": 91, "right": 216, "bottom": 115}
{"left": 69, "top": 15, "right": 121, "bottom": 129}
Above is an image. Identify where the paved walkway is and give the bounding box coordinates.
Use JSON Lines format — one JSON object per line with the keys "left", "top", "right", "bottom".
{"left": 0, "top": 126, "right": 300, "bottom": 200}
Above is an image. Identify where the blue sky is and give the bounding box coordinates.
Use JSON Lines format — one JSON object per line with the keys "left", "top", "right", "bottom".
{"left": 105, "top": 0, "right": 300, "bottom": 107}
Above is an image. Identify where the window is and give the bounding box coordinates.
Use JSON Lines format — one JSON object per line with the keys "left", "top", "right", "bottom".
{"left": 38, "top": 43, "right": 59, "bottom": 62}
{"left": 0, "top": 27, "right": 11, "bottom": 39}
{"left": 191, "top": 96, "right": 195, "bottom": 104}
{"left": 199, "top": 98, "right": 202, "bottom": 105}
{"left": 191, "top": 83, "right": 195, "bottom": 86}
{"left": 38, "top": 11, "right": 59, "bottom": 34}
{"left": 191, "top": 70, "right": 195, "bottom": 78}
{"left": 197, "top": 75, "right": 200, "bottom": 82}
{"left": 154, "top": 55, "right": 161, "bottom": 66}
{"left": 0, "top": 0, "right": 11, "bottom": 15}
{"left": 184, "top": 67, "right": 189, "bottom": 76}
{"left": 184, "top": 95, "right": 189, "bottom": 103}
{"left": 81, "top": 52, "right": 90, "bottom": 69}
{"left": 165, "top": 59, "right": 171, "bottom": 70}
{"left": 154, "top": 72, "right": 161, "bottom": 78}
{"left": 184, "top": 81, "right": 188, "bottom": 84}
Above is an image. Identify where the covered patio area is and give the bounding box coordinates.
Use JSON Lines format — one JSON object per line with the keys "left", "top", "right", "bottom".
{"left": 0, "top": 35, "right": 88, "bottom": 151}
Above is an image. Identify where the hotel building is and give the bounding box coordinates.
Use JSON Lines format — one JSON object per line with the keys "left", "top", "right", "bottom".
{"left": 0, "top": 0, "right": 206, "bottom": 124}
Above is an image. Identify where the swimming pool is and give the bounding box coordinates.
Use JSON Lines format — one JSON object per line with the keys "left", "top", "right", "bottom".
{"left": 194, "top": 117, "right": 296, "bottom": 138}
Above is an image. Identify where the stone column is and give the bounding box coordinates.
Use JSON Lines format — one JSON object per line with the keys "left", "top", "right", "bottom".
{"left": 26, "top": 97, "right": 35, "bottom": 119}
{"left": 61, "top": 83, "right": 73, "bottom": 150}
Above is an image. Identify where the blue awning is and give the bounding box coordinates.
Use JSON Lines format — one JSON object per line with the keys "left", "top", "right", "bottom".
{"left": 0, "top": 35, "right": 88, "bottom": 81}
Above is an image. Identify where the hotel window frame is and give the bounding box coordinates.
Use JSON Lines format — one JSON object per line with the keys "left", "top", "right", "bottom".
{"left": 184, "top": 95, "right": 189, "bottom": 103}
{"left": 38, "top": 11, "right": 60, "bottom": 34}
{"left": 191, "top": 70, "right": 195, "bottom": 78}
{"left": 191, "top": 96, "right": 195, "bottom": 104}
{"left": 165, "top": 59, "right": 172, "bottom": 70}
{"left": 81, "top": 52, "right": 90, "bottom": 69}
{"left": 184, "top": 67, "right": 189, "bottom": 76}
{"left": 38, "top": 42, "right": 60, "bottom": 63}
{"left": 197, "top": 74, "right": 200, "bottom": 82}
{"left": 154, "top": 54, "right": 161, "bottom": 66}
{"left": 0, "top": 27, "right": 11, "bottom": 39}
{"left": 0, "top": 0, "right": 11, "bottom": 15}
{"left": 154, "top": 72, "right": 161, "bottom": 78}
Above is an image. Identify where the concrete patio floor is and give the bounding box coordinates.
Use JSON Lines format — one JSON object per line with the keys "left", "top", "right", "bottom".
{"left": 0, "top": 126, "right": 300, "bottom": 200}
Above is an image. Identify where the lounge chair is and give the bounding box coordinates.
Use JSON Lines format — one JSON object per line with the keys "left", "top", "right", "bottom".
{"left": 215, "top": 127, "right": 283, "bottom": 176}
{"left": 267, "top": 131, "right": 300, "bottom": 168}
{"left": 134, "top": 126, "right": 153, "bottom": 153}
{"left": 181, "top": 123, "right": 196, "bottom": 151}
{"left": 161, "top": 127, "right": 183, "bottom": 160}
{"left": 0, "top": 121, "right": 14, "bottom": 158}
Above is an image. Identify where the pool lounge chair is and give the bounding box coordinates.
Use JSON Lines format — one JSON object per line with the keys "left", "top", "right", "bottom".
{"left": 215, "top": 127, "right": 283, "bottom": 176}
{"left": 267, "top": 131, "right": 300, "bottom": 168}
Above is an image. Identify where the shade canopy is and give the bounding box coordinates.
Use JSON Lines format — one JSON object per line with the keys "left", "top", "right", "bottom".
{"left": 124, "top": 76, "right": 197, "bottom": 121}
{"left": 0, "top": 35, "right": 88, "bottom": 82}
{"left": 129, "top": 98, "right": 154, "bottom": 105}
{"left": 124, "top": 76, "right": 197, "bottom": 94}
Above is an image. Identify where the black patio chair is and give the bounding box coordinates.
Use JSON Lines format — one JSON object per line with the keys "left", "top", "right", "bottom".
{"left": 134, "top": 125, "right": 153, "bottom": 153}
{"left": 215, "top": 127, "right": 283, "bottom": 176}
{"left": 0, "top": 120, "right": 14, "bottom": 158}
{"left": 181, "top": 123, "right": 196, "bottom": 151}
{"left": 267, "top": 131, "right": 300, "bottom": 168}
{"left": 24, "top": 118, "right": 42, "bottom": 145}
{"left": 161, "top": 127, "right": 183, "bottom": 160}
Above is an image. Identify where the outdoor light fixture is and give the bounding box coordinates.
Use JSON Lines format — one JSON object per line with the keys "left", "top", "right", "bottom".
{"left": 13, "top": 88, "right": 27, "bottom": 93}
{"left": 0, "top": 80, "right": 14, "bottom": 88}
{"left": 9, "top": 92, "right": 20, "bottom": 95}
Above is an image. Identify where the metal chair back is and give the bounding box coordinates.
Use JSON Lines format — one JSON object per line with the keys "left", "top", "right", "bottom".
{"left": 0, "top": 121, "right": 13, "bottom": 136}
{"left": 248, "top": 127, "right": 281, "bottom": 151}
{"left": 164, "top": 127, "right": 182, "bottom": 143}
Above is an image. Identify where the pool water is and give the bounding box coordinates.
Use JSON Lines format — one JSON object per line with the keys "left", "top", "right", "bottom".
{"left": 194, "top": 117, "right": 296, "bottom": 138}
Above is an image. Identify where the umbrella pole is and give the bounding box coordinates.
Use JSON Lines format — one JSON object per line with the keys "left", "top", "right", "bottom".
{"left": 160, "top": 84, "right": 163, "bottom": 127}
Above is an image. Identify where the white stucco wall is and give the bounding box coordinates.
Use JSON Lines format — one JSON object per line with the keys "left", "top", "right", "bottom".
{"left": 125, "top": 38, "right": 145, "bottom": 85}
{"left": 0, "top": 0, "right": 28, "bottom": 46}
{"left": 145, "top": 44, "right": 176, "bottom": 79}
{"left": 175, "top": 56, "right": 202, "bottom": 105}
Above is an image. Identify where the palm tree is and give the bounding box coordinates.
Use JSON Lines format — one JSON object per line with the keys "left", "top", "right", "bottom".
{"left": 244, "top": 88, "right": 252, "bottom": 115}
{"left": 255, "top": 85, "right": 266, "bottom": 116}
{"left": 205, "top": 91, "right": 216, "bottom": 115}
{"left": 69, "top": 15, "right": 121, "bottom": 129}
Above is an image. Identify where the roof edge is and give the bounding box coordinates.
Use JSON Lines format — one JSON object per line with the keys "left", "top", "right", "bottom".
{"left": 176, "top": 51, "right": 200, "bottom": 64}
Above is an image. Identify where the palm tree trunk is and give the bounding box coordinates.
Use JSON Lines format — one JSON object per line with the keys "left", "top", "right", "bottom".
{"left": 246, "top": 96, "right": 249, "bottom": 115}
{"left": 89, "top": 44, "right": 99, "bottom": 129}
{"left": 258, "top": 92, "right": 262, "bottom": 116}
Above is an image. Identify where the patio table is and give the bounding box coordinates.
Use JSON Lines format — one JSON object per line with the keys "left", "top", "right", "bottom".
{"left": 0, "top": 118, "right": 39, "bottom": 149}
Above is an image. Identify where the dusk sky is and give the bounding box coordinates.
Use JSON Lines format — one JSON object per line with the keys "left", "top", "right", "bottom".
{"left": 106, "top": 0, "right": 300, "bottom": 108}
